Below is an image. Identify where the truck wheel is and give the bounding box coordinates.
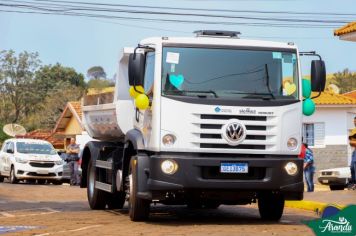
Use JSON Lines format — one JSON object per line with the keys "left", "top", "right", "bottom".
{"left": 107, "top": 192, "right": 126, "bottom": 209}
{"left": 258, "top": 192, "right": 284, "bottom": 221}
{"left": 87, "top": 158, "right": 107, "bottom": 209}
{"left": 128, "top": 159, "right": 150, "bottom": 221}
{"left": 9, "top": 166, "right": 18, "bottom": 184}
{"left": 329, "top": 185, "right": 345, "bottom": 191}
{"left": 0, "top": 175, "right": 4, "bottom": 183}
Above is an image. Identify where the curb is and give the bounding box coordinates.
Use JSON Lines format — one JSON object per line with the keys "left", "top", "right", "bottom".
{"left": 285, "top": 200, "right": 345, "bottom": 213}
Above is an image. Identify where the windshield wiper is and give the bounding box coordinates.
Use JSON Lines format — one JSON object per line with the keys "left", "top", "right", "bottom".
{"left": 264, "top": 64, "right": 276, "bottom": 100}
{"left": 167, "top": 90, "right": 218, "bottom": 98}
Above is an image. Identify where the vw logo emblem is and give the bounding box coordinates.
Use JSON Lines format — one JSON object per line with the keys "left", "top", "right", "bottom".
{"left": 221, "top": 119, "right": 247, "bottom": 146}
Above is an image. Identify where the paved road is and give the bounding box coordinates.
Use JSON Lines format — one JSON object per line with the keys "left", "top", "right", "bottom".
{"left": 0, "top": 182, "right": 323, "bottom": 236}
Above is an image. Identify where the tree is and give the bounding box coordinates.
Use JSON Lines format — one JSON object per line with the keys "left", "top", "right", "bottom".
{"left": 328, "top": 69, "right": 356, "bottom": 94}
{"left": 87, "top": 66, "right": 107, "bottom": 80}
{"left": 35, "top": 63, "right": 85, "bottom": 95}
{"left": 24, "top": 81, "right": 84, "bottom": 130}
{"left": 0, "top": 50, "right": 40, "bottom": 123}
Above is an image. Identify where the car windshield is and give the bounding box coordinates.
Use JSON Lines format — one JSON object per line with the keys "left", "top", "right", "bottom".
{"left": 16, "top": 142, "right": 57, "bottom": 155}
{"left": 162, "top": 47, "right": 299, "bottom": 100}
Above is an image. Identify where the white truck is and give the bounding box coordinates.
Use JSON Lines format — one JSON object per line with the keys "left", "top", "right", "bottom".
{"left": 80, "top": 30, "right": 326, "bottom": 221}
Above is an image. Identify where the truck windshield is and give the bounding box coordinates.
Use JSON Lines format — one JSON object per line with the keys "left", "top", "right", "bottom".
{"left": 162, "top": 47, "right": 299, "bottom": 100}
{"left": 16, "top": 142, "right": 57, "bottom": 155}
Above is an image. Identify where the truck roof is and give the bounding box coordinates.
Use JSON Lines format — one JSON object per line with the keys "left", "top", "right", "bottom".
{"left": 140, "top": 36, "right": 298, "bottom": 51}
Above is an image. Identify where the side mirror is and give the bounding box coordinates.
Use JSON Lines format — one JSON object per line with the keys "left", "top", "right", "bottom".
{"left": 311, "top": 60, "right": 326, "bottom": 92}
{"left": 128, "top": 53, "right": 145, "bottom": 86}
{"left": 6, "top": 148, "right": 14, "bottom": 154}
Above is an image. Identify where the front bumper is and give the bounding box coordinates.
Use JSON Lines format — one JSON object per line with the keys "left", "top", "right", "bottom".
{"left": 14, "top": 162, "right": 63, "bottom": 180}
{"left": 318, "top": 176, "right": 348, "bottom": 185}
{"left": 143, "top": 153, "right": 303, "bottom": 200}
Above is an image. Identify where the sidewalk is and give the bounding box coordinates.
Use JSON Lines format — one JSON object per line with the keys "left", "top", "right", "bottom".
{"left": 285, "top": 184, "right": 356, "bottom": 212}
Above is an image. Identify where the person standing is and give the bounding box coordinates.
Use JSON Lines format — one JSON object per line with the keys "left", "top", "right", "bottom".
{"left": 66, "top": 138, "right": 80, "bottom": 186}
{"left": 350, "top": 147, "right": 356, "bottom": 189}
{"left": 303, "top": 143, "right": 315, "bottom": 192}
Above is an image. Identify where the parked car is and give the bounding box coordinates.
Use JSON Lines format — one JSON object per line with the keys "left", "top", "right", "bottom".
{"left": 0, "top": 138, "right": 64, "bottom": 184}
{"left": 317, "top": 167, "right": 351, "bottom": 191}
{"left": 58, "top": 150, "right": 82, "bottom": 184}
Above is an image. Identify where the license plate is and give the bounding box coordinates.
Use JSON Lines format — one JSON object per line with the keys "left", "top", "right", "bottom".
{"left": 37, "top": 170, "right": 49, "bottom": 174}
{"left": 322, "top": 179, "right": 329, "bottom": 183}
{"left": 220, "top": 163, "right": 248, "bottom": 173}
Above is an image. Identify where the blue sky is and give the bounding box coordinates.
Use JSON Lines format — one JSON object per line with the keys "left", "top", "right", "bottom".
{"left": 1, "top": 0, "right": 355, "bottom": 79}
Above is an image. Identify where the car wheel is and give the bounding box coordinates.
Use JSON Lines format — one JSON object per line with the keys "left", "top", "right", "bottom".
{"left": 258, "top": 192, "right": 284, "bottom": 221}
{"left": 9, "top": 166, "right": 18, "bottom": 184}
{"left": 329, "top": 185, "right": 345, "bottom": 191}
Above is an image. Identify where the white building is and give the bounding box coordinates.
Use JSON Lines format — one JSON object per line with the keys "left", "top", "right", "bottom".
{"left": 302, "top": 92, "right": 356, "bottom": 170}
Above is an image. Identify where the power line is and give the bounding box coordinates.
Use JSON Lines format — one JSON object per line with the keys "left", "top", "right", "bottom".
{"left": 0, "top": 9, "right": 341, "bottom": 28}
{"left": 16, "top": 0, "right": 356, "bottom": 16}
{"left": 0, "top": 0, "right": 352, "bottom": 24}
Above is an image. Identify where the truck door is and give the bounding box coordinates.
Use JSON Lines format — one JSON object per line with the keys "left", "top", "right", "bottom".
{"left": 134, "top": 52, "right": 155, "bottom": 146}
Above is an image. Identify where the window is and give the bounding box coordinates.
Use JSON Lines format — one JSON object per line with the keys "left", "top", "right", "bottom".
{"left": 1, "top": 142, "right": 8, "bottom": 152}
{"left": 8, "top": 142, "right": 14, "bottom": 152}
{"left": 144, "top": 52, "right": 155, "bottom": 97}
{"left": 303, "top": 123, "right": 325, "bottom": 147}
{"left": 161, "top": 47, "right": 299, "bottom": 100}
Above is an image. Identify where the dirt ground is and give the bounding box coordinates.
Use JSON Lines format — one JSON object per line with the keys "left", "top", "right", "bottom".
{"left": 0, "top": 182, "right": 321, "bottom": 236}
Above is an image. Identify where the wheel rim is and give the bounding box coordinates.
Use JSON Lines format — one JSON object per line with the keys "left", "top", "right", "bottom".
{"left": 88, "top": 163, "right": 95, "bottom": 199}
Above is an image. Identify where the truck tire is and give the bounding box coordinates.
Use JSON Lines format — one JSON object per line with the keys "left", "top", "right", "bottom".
{"left": 87, "top": 158, "right": 107, "bottom": 209}
{"left": 107, "top": 192, "right": 126, "bottom": 209}
{"left": 128, "top": 158, "right": 150, "bottom": 221}
{"left": 9, "top": 166, "right": 18, "bottom": 184}
{"left": 329, "top": 185, "right": 345, "bottom": 191}
{"left": 258, "top": 192, "right": 284, "bottom": 221}
{"left": 0, "top": 175, "right": 4, "bottom": 183}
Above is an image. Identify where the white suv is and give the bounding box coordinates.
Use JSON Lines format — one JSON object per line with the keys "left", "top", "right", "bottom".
{"left": 0, "top": 138, "right": 64, "bottom": 184}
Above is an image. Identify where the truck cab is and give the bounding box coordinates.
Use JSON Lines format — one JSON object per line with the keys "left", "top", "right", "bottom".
{"left": 81, "top": 30, "right": 326, "bottom": 221}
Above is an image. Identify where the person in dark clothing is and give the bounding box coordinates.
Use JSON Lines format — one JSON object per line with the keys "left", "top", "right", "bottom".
{"left": 303, "top": 143, "right": 315, "bottom": 192}
{"left": 66, "top": 138, "right": 80, "bottom": 186}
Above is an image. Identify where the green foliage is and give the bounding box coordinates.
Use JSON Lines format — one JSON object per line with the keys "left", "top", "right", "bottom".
{"left": 0, "top": 122, "right": 10, "bottom": 145}
{"left": 87, "top": 78, "right": 114, "bottom": 89}
{"left": 0, "top": 50, "right": 85, "bottom": 132}
{"left": 87, "top": 66, "right": 107, "bottom": 80}
{"left": 327, "top": 69, "right": 356, "bottom": 94}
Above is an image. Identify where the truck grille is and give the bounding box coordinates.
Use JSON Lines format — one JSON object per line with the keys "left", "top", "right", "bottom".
{"left": 29, "top": 162, "right": 55, "bottom": 168}
{"left": 192, "top": 113, "right": 277, "bottom": 151}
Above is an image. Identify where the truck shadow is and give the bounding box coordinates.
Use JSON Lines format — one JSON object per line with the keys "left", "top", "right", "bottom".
{"left": 112, "top": 205, "right": 317, "bottom": 226}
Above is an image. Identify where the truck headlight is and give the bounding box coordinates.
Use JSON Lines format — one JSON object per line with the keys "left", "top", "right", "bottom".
{"left": 161, "top": 159, "right": 178, "bottom": 175}
{"left": 162, "top": 134, "right": 176, "bottom": 146}
{"left": 287, "top": 138, "right": 298, "bottom": 150}
{"left": 284, "top": 162, "right": 298, "bottom": 176}
{"left": 15, "top": 157, "right": 28, "bottom": 164}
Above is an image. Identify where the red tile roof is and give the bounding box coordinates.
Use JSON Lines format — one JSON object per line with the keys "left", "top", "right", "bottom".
{"left": 313, "top": 91, "right": 356, "bottom": 105}
{"left": 16, "top": 129, "right": 63, "bottom": 149}
{"left": 343, "top": 90, "right": 356, "bottom": 99}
